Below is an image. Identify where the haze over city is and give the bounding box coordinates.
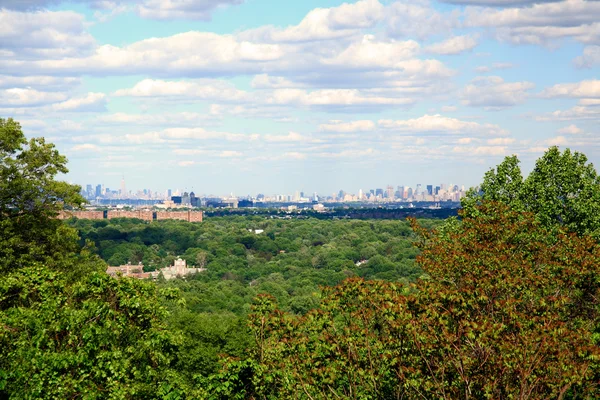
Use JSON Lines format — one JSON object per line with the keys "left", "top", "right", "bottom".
{"left": 2, "top": 0, "right": 599, "bottom": 193}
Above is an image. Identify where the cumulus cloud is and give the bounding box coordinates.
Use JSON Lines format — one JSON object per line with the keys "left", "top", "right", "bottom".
{"left": 440, "top": 0, "right": 561, "bottom": 6}
{"left": 1, "top": 0, "right": 245, "bottom": 21}
{"left": 378, "top": 114, "right": 509, "bottom": 136}
{"left": 464, "top": 0, "right": 600, "bottom": 46}
{"left": 136, "top": 0, "right": 244, "bottom": 20}
{"left": 535, "top": 106, "right": 600, "bottom": 121}
{"left": 0, "top": 88, "right": 66, "bottom": 107}
{"left": 557, "top": 124, "right": 582, "bottom": 134}
{"left": 575, "top": 46, "right": 600, "bottom": 68}
{"left": 461, "top": 76, "right": 534, "bottom": 109}
{"left": 114, "top": 78, "right": 250, "bottom": 102}
{"left": 51, "top": 92, "right": 107, "bottom": 112}
{"left": 386, "top": 0, "right": 460, "bottom": 39}
{"left": 240, "top": 0, "right": 384, "bottom": 43}
{"left": 323, "top": 35, "right": 420, "bottom": 67}
{"left": 424, "top": 35, "right": 478, "bottom": 55}
{"left": 0, "top": 75, "right": 80, "bottom": 90}
{"left": 0, "top": 9, "right": 95, "bottom": 59}
{"left": 265, "top": 88, "right": 414, "bottom": 111}
{"left": 541, "top": 79, "right": 600, "bottom": 99}
{"left": 263, "top": 132, "right": 309, "bottom": 143}
{"left": 71, "top": 143, "right": 100, "bottom": 152}
{"left": 475, "top": 62, "right": 514, "bottom": 73}
{"left": 453, "top": 145, "right": 508, "bottom": 156}
{"left": 318, "top": 120, "right": 376, "bottom": 132}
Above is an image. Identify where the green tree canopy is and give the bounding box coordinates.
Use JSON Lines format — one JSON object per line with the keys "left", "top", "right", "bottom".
{"left": 212, "top": 204, "right": 600, "bottom": 399}
{"left": 0, "top": 118, "right": 92, "bottom": 276}
{"left": 462, "top": 146, "right": 600, "bottom": 238}
{"left": 0, "top": 119, "right": 188, "bottom": 398}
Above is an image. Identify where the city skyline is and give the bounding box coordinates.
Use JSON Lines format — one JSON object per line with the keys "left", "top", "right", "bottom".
{"left": 2, "top": 0, "right": 599, "bottom": 192}
{"left": 80, "top": 176, "right": 468, "bottom": 202}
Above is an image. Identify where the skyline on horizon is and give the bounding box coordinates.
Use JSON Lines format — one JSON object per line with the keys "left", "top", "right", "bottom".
{"left": 2, "top": 0, "right": 599, "bottom": 193}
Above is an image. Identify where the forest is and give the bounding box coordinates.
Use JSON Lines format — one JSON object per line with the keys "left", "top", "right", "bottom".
{"left": 2, "top": 117, "right": 600, "bottom": 399}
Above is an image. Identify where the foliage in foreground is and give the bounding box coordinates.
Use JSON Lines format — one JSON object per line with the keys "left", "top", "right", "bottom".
{"left": 0, "top": 267, "right": 196, "bottom": 399}
{"left": 212, "top": 203, "right": 600, "bottom": 399}
{"left": 462, "top": 146, "right": 600, "bottom": 239}
{"left": 0, "top": 118, "right": 191, "bottom": 399}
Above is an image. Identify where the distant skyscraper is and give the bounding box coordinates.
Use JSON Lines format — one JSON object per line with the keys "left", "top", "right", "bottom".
{"left": 375, "top": 188, "right": 383, "bottom": 197}
{"left": 167, "top": 189, "right": 172, "bottom": 198}
{"left": 426, "top": 185, "right": 433, "bottom": 196}
{"left": 95, "top": 184, "right": 101, "bottom": 197}
{"left": 120, "top": 176, "right": 126, "bottom": 197}
{"left": 358, "top": 189, "right": 363, "bottom": 200}
{"left": 386, "top": 185, "right": 394, "bottom": 199}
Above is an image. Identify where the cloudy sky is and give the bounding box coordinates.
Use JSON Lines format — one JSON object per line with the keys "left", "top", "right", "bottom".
{"left": 1, "top": 0, "right": 599, "bottom": 195}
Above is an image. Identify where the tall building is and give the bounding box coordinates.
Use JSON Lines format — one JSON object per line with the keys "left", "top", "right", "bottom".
{"left": 426, "top": 185, "right": 433, "bottom": 196}
{"left": 386, "top": 185, "right": 394, "bottom": 199}
{"left": 375, "top": 188, "right": 383, "bottom": 197}
{"left": 358, "top": 189, "right": 363, "bottom": 200}
{"left": 120, "top": 177, "right": 126, "bottom": 198}
{"left": 95, "top": 184, "right": 102, "bottom": 197}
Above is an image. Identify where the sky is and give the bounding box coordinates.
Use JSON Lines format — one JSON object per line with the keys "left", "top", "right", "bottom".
{"left": 1, "top": 0, "right": 599, "bottom": 196}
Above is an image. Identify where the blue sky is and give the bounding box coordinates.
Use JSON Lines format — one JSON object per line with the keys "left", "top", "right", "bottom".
{"left": 1, "top": 0, "right": 599, "bottom": 196}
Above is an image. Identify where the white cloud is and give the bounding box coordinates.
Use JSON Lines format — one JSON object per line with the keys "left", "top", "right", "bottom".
{"left": 464, "top": 0, "right": 600, "bottom": 46}
{"left": 0, "top": 9, "right": 95, "bottom": 59}
{"left": 441, "top": 105, "right": 458, "bottom": 112}
{"left": 541, "top": 80, "right": 600, "bottom": 99}
{"left": 240, "top": 0, "right": 384, "bottom": 43}
{"left": 0, "top": 75, "right": 80, "bottom": 90}
{"left": 487, "top": 137, "right": 515, "bottom": 145}
{"left": 96, "top": 112, "right": 214, "bottom": 126}
{"left": 440, "top": 0, "right": 561, "bottom": 5}
{"left": 378, "top": 114, "right": 509, "bottom": 136}
{"left": 0, "top": 88, "right": 66, "bottom": 107}
{"left": 536, "top": 106, "right": 600, "bottom": 121}
{"left": 5, "top": 31, "right": 284, "bottom": 76}
{"left": 475, "top": 62, "right": 514, "bottom": 73}
{"left": 263, "top": 131, "right": 308, "bottom": 143}
{"left": 219, "top": 150, "right": 243, "bottom": 158}
{"left": 52, "top": 92, "right": 107, "bottom": 112}
{"left": 323, "top": 35, "right": 420, "bottom": 68}
{"left": 461, "top": 76, "right": 534, "bottom": 109}
{"left": 71, "top": 143, "right": 100, "bottom": 152}
{"left": 546, "top": 135, "right": 569, "bottom": 146}
{"left": 251, "top": 74, "right": 303, "bottom": 89}
{"left": 318, "top": 120, "right": 376, "bottom": 132}
{"left": 424, "top": 35, "right": 478, "bottom": 55}
{"left": 575, "top": 46, "right": 600, "bottom": 68}
{"left": 136, "top": 0, "right": 243, "bottom": 21}
{"left": 453, "top": 145, "right": 507, "bottom": 156}
{"left": 266, "top": 88, "right": 414, "bottom": 110}
{"left": 114, "top": 78, "right": 249, "bottom": 102}
{"left": 557, "top": 124, "right": 582, "bottom": 134}
{"left": 386, "top": 0, "right": 460, "bottom": 39}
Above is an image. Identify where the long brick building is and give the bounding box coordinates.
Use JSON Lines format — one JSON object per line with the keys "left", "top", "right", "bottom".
{"left": 57, "top": 209, "right": 203, "bottom": 222}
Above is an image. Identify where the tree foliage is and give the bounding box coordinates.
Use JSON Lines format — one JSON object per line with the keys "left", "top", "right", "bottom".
{"left": 0, "top": 117, "right": 99, "bottom": 277}
{"left": 212, "top": 204, "right": 600, "bottom": 399}
{"left": 462, "top": 147, "right": 600, "bottom": 238}
{"left": 0, "top": 118, "right": 189, "bottom": 398}
{"left": 0, "top": 267, "right": 189, "bottom": 399}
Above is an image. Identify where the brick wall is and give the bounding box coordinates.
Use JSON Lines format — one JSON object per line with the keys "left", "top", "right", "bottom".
{"left": 189, "top": 211, "right": 203, "bottom": 222}
{"left": 58, "top": 210, "right": 104, "bottom": 220}
{"left": 107, "top": 210, "right": 153, "bottom": 221}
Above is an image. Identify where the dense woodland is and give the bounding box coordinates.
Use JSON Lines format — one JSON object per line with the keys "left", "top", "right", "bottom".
{"left": 2, "top": 117, "right": 600, "bottom": 399}
{"left": 67, "top": 216, "right": 439, "bottom": 381}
